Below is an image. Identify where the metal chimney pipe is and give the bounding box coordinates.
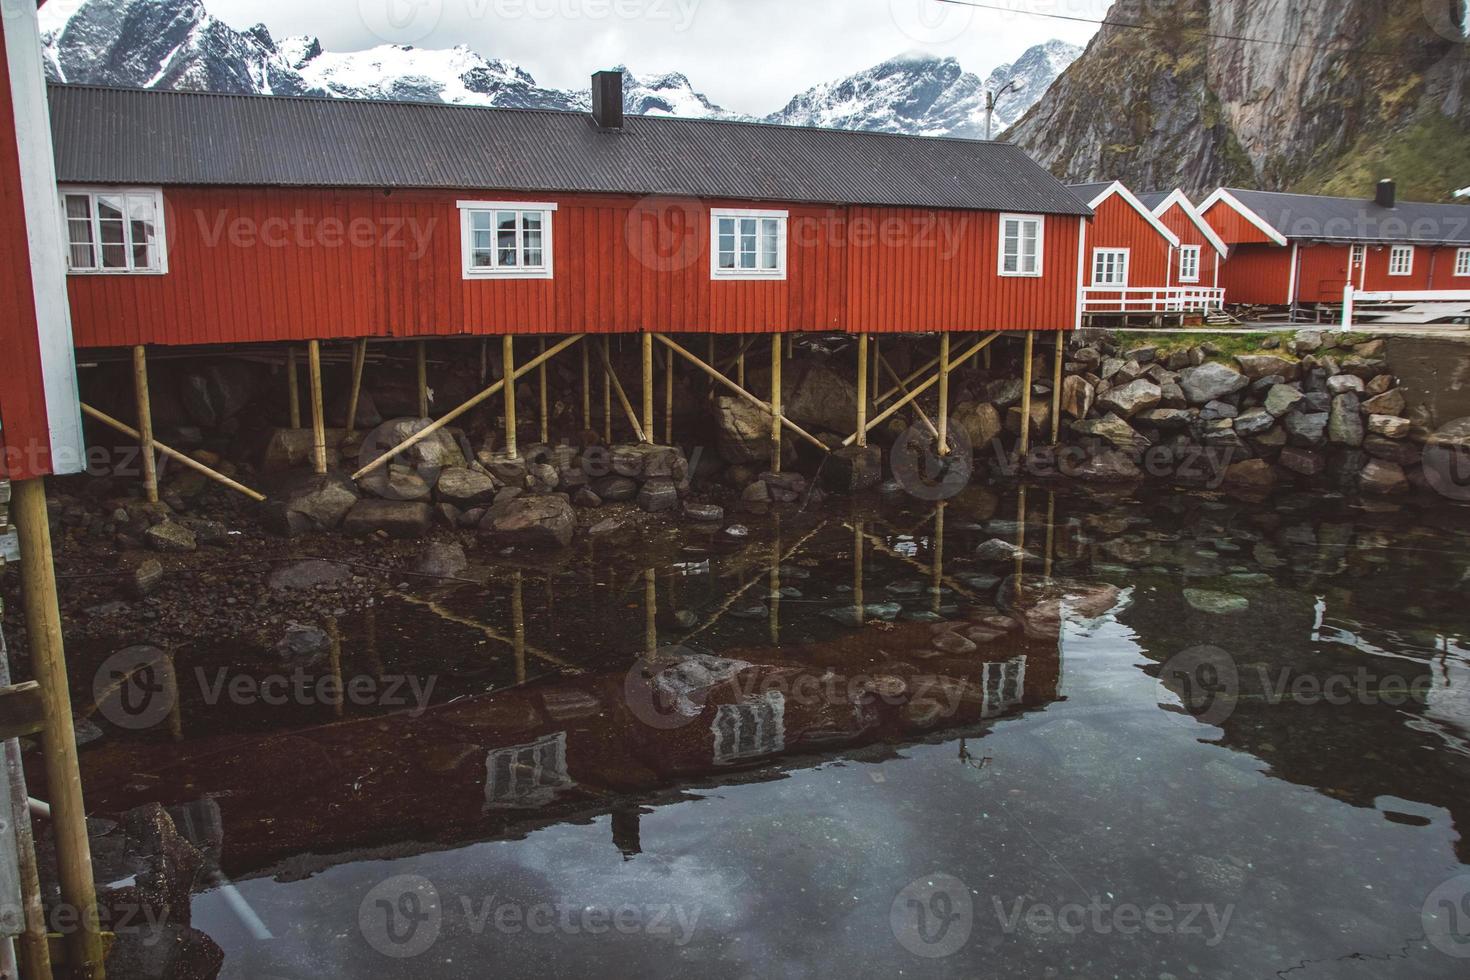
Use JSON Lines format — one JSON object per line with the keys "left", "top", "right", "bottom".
{"left": 1375, "top": 179, "right": 1396, "bottom": 209}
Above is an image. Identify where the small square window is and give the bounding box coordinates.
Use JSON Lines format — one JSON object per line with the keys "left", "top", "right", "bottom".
{"left": 712, "top": 209, "right": 787, "bottom": 280}
{"left": 999, "top": 214, "right": 1043, "bottom": 276}
{"left": 1092, "top": 248, "right": 1129, "bottom": 286}
{"left": 1456, "top": 248, "right": 1470, "bottom": 277}
{"left": 1388, "top": 245, "right": 1414, "bottom": 277}
{"left": 459, "top": 202, "right": 557, "bottom": 279}
{"left": 60, "top": 187, "right": 167, "bottom": 274}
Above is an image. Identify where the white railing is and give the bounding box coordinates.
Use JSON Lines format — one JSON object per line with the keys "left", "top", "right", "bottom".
{"left": 1081, "top": 286, "right": 1227, "bottom": 314}
{"left": 1341, "top": 285, "right": 1470, "bottom": 331}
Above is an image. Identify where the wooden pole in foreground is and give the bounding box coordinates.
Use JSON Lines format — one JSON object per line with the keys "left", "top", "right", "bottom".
{"left": 602, "top": 338, "right": 613, "bottom": 443}
{"left": 644, "top": 567, "right": 657, "bottom": 656}
{"left": 538, "top": 337, "right": 549, "bottom": 444}
{"left": 597, "top": 341, "right": 647, "bottom": 444}
{"left": 937, "top": 332, "right": 951, "bottom": 457}
{"left": 641, "top": 333, "right": 655, "bottom": 444}
{"left": 2, "top": 657, "right": 51, "bottom": 980}
{"left": 131, "top": 346, "right": 158, "bottom": 503}
{"left": 581, "top": 341, "right": 591, "bottom": 432}
{"left": 502, "top": 335, "right": 518, "bottom": 458}
{"left": 1051, "top": 330, "right": 1065, "bottom": 445}
{"left": 663, "top": 347, "right": 674, "bottom": 445}
{"left": 286, "top": 346, "right": 300, "bottom": 429}
{"left": 770, "top": 334, "right": 782, "bottom": 473}
{"left": 855, "top": 333, "right": 869, "bottom": 448}
{"left": 736, "top": 345, "right": 745, "bottom": 388}
{"left": 308, "top": 340, "right": 326, "bottom": 475}
{"left": 1019, "top": 331, "right": 1035, "bottom": 457}
{"left": 416, "top": 341, "right": 429, "bottom": 419}
{"left": 345, "top": 339, "right": 367, "bottom": 441}
{"left": 11, "top": 480, "right": 105, "bottom": 979}
{"left": 878, "top": 353, "right": 939, "bottom": 439}
{"left": 82, "top": 404, "right": 266, "bottom": 502}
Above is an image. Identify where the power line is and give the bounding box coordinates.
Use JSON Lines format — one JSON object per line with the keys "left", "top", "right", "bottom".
{"left": 932, "top": 0, "right": 1410, "bottom": 59}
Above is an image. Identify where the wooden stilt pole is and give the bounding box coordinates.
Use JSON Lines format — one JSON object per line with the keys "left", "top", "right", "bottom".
{"left": 1051, "top": 330, "right": 1065, "bottom": 445}
{"left": 2, "top": 656, "right": 51, "bottom": 980}
{"left": 82, "top": 404, "right": 266, "bottom": 502}
{"left": 654, "top": 335, "right": 824, "bottom": 451}
{"left": 131, "top": 345, "right": 158, "bottom": 504}
{"left": 598, "top": 340, "right": 647, "bottom": 444}
{"left": 1014, "top": 484, "right": 1028, "bottom": 601}
{"left": 480, "top": 338, "right": 488, "bottom": 385}
{"left": 602, "top": 337, "right": 613, "bottom": 443}
{"left": 663, "top": 347, "right": 674, "bottom": 445}
{"left": 12, "top": 480, "right": 104, "bottom": 979}
{"left": 871, "top": 336, "right": 880, "bottom": 417}
{"left": 286, "top": 346, "right": 300, "bottom": 429}
{"left": 502, "top": 335, "right": 518, "bottom": 458}
{"left": 345, "top": 338, "right": 367, "bottom": 441}
{"left": 855, "top": 333, "right": 869, "bottom": 448}
{"left": 641, "top": 333, "right": 655, "bottom": 443}
{"left": 416, "top": 341, "right": 429, "bottom": 418}
{"left": 538, "top": 337, "right": 549, "bottom": 444}
{"left": 770, "top": 334, "right": 782, "bottom": 473}
{"left": 581, "top": 341, "right": 591, "bottom": 432}
{"left": 644, "top": 567, "right": 658, "bottom": 655}
{"left": 1019, "top": 331, "right": 1035, "bottom": 457}
{"left": 308, "top": 340, "right": 326, "bottom": 475}
{"left": 937, "top": 332, "right": 951, "bottom": 457}
{"left": 878, "top": 354, "right": 939, "bottom": 439}
{"left": 736, "top": 345, "right": 745, "bottom": 388}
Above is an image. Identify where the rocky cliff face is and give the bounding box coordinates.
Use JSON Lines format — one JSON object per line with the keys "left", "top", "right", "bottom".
{"left": 1009, "top": 0, "right": 1470, "bottom": 200}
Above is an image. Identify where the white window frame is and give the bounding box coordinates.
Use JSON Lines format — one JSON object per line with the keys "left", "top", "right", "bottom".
{"left": 710, "top": 208, "right": 788, "bottom": 281}
{"left": 59, "top": 186, "right": 168, "bottom": 275}
{"left": 1177, "top": 244, "right": 1201, "bottom": 283}
{"left": 998, "top": 213, "right": 1044, "bottom": 277}
{"left": 458, "top": 200, "right": 557, "bottom": 280}
{"left": 1091, "top": 247, "right": 1129, "bottom": 287}
{"left": 1388, "top": 244, "right": 1414, "bottom": 277}
{"left": 1456, "top": 247, "right": 1470, "bottom": 277}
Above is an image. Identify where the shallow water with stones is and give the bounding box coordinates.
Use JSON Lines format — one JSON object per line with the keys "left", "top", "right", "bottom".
{"left": 65, "top": 481, "right": 1470, "bottom": 978}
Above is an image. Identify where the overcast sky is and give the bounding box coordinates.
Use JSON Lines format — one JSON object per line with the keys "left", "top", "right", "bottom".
{"left": 204, "top": 0, "right": 1106, "bottom": 114}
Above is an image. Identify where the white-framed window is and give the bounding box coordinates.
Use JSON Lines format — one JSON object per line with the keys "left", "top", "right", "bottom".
{"left": 999, "top": 213, "right": 1044, "bottom": 276}
{"left": 1388, "top": 244, "right": 1414, "bottom": 277}
{"left": 1091, "top": 248, "right": 1129, "bottom": 286}
{"left": 1350, "top": 244, "right": 1366, "bottom": 269}
{"left": 458, "top": 201, "right": 556, "bottom": 279}
{"left": 60, "top": 187, "right": 167, "bottom": 274}
{"left": 1456, "top": 247, "right": 1470, "bottom": 277}
{"left": 711, "top": 208, "right": 788, "bottom": 280}
{"left": 1178, "top": 245, "right": 1201, "bottom": 283}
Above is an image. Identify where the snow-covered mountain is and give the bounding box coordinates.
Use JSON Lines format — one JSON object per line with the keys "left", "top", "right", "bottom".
{"left": 38, "top": 0, "right": 1076, "bottom": 138}
{"left": 765, "top": 41, "right": 1079, "bottom": 139}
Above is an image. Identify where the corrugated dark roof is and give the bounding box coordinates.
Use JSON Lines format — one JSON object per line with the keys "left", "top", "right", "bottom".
{"left": 1224, "top": 187, "right": 1470, "bottom": 245}
{"left": 48, "top": 84, "right": 1091, "bottom": 215}
{"left": 1067, "top": 182, "right": 1112, "bottom": 206}
{"left": 1134, "top": 190, "right": 1170, "bottom": 210}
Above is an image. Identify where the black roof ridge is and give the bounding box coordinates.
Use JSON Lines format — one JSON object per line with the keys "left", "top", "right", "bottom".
{"left": 45, "top": 81, "right": 1021, "bottom": 149}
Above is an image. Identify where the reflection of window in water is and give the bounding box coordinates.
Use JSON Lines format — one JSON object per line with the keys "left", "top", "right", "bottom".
{"left": 484, "top": 732, "right": 572, "bottom": 809}
{"left": 711, "top": 692, "right": 786, "bottom": 764}
{"left": 981, "top": 657, "right": 1027, "bottom": 718}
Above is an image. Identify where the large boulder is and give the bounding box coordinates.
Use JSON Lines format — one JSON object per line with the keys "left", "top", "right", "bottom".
{"left": 482, "top": 494, "right": 577, "bottom": 547}
{"left": 1234, "top": 354, "right": 1300, "bottom": 382}
{"left": 952, "top": 401, "right": 1002, "bottom": 451}
{"left": 1071, "top": 413, "right": 1147, "bottom": 451}
{"left": 144, "top": 521, "right": 197, "bottom": 553}
{"left": 342, "top": 499, "right": 433, "bottom": 538}
{"left": 1072, "top": 449, "right": 1142, "bottom": 482}
{"left": 823, "top": 445, "right": 883, "bottom": 493}
{"left": 1361, "top": 388, "right": 1406, "bottom": 417}
{"left": 435, "top": 466, "right": 499, "bottom": 507}
{"left": 1359, "top": 459, "right": 1409, "bottom": 495}
{"left": 263, "top": 472, "right": 360, "bottom": 533}
{"left": 1264, "top": 384, "right": 1305, "bottom": 417}
{"left": 1096, "top": 379, "right": 1161, "bottom": 419}
{"left": 1283, "top": 411, "right": 1329, "bottom": 448}
{"left": 612, "top": 444, "right": 689, "bottom": 481}
{"left": 360, "top": 418, "right": 468, "bottom": 471}
{"left": 1328, "top": 393, "right": 1364, "bottom": 447}
{"left": 782, "top": 361, "right": 858, "bottom": 434}
{"left": 715, "top": 395, "right": 776, "bottom": 465}
{"left": 180, "top": 361, "right": 258, "bottom": 427}
{"left": 259, "top": 427, "right": 348, "bottom": 472}
{"left": 1179, "top": 363, "right": 1248, "bottom": 405}
{"left": 1059, "top": 375, "right": 1095, "bottom": 420}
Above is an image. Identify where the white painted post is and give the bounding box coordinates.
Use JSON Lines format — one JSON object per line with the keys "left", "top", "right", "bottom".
{"left": 1341, "top": 284, "right": 1354, "bottom": 333}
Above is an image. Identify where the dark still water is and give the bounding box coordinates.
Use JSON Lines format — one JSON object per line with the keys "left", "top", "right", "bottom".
{"left": 75, "top": 483, "right": 1470, "bottom": 978}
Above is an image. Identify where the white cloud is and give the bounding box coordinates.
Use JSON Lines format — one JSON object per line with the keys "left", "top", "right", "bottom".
{"left": 206, "top": 0, "right": 1104, "bottom": 114}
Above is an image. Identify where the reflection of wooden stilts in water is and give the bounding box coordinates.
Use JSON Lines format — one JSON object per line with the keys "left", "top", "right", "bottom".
{"left": 1044, "top": 491, "right": 1056, "bottom": 580}
{"left": 644, "top": 567, "right": 657, "bottom": 655}
{"left": 854, "top": 519, "right": 865, "bottom": 622}
{"left": 502, "top": 335, "right": 518, "bottom": 458}
{"left": 512, "top": 571, "right": 527, "bottom": 685}
{"left": 933, "top": 502, "right": 945, "bottom": 614}
{"left": 602, "top": 337, "right": 612, "bottom": 443}
{"left": 770, "top": 517, "right": 782, "bottom": 645}
{"left": 163, "top": 651, "right": 182, "bottom": 742}
{"left": 1014, "top": 484, "right": 1028, "bottom": 602}
{"left": 326, "top": 619, "right": 343, "bottom": 719}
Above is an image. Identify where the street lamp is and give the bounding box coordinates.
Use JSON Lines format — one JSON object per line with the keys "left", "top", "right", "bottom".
{"left": 985, "top": 79, "right": 1023, "bottom": 140}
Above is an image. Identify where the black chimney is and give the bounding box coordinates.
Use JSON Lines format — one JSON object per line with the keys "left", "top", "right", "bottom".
{"left": 1375, "top": 179, "right": 1396, "bottom": 209}
{"left": 591, "top": 70, "right": 624, "bottom": 130}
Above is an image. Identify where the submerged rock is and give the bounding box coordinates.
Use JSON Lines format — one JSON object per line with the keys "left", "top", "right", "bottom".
{"left": 1182, "top": 589, "right": 1249, "bottom": 614}
{"left": 342, "top": 499, "right": 433, "bottom": 539}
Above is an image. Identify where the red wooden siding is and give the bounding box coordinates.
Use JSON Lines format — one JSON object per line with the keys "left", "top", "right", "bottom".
{"left": 1202, "top": 200, "right": 1280, "bottom": 246}
{"left": 1156, "top": 202, "right": 1219, "bottom": 289}
{"left": 1218, "top": 244, "right": 1293, "bottom": 306}
{"left": 65, "top": 187, "right": 1079, "bottom": 347}
{"left": 0, "top": 19, "right": 55, "bottom": 479}
{"left": 1080, "top": 194, "right": 1171, "bottom": 287}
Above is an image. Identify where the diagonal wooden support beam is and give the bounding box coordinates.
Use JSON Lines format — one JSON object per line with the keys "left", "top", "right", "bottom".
{"left": 843, "top": 332, "right": 1000, "bottom": 447}
{"left": 878, "top": 351, "right": 938, "bottom": 440}
{"left": 597, "top": 338, "right": 647, "bottom": 444}
{"left": 354, "top": 334, "right": 584, "bottom": 479}
{"left": 654, "top": 334, "right": 828, "bottom": 452}
{"left": 82, "top": 403, "right": 266, "bottom": 502}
